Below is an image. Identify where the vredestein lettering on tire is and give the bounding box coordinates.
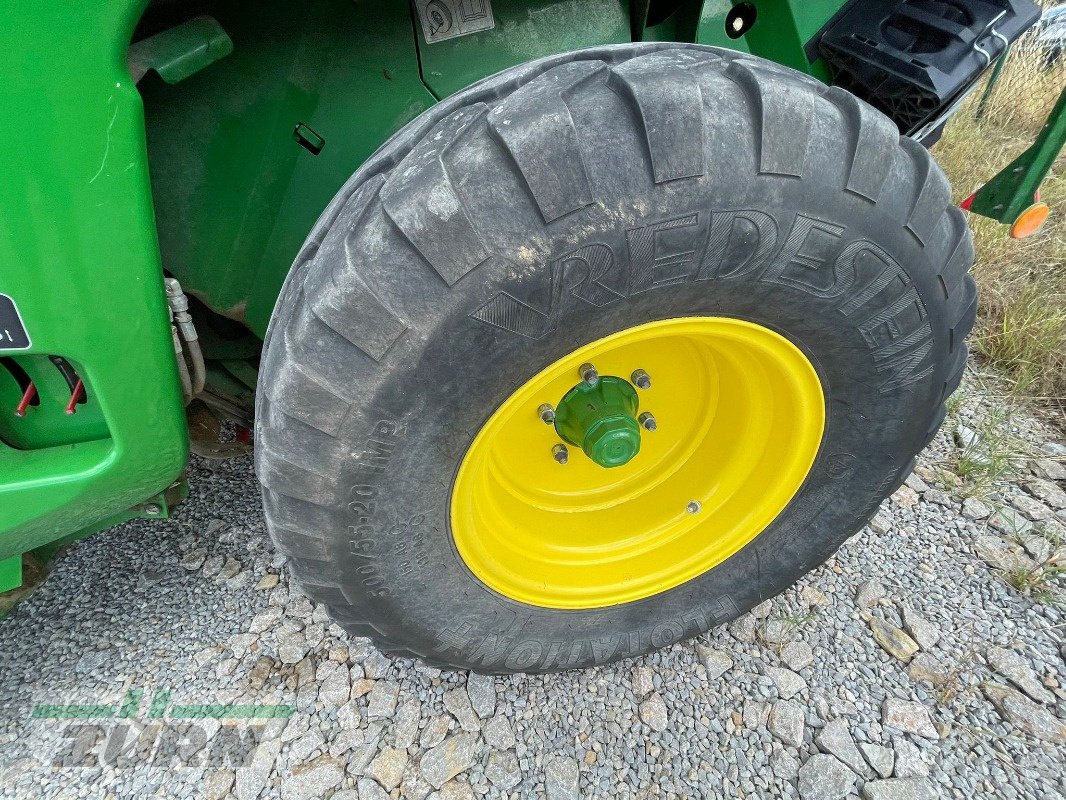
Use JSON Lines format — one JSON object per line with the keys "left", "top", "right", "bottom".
{"left": 255, "top": 44, "right": 976, "bottom": 673}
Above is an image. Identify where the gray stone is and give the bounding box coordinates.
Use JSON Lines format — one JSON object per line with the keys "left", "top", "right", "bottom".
{"left": 1026, "top": 477, "right": 1066, "bottom": 509}
{"left": 420, "top": 716, "right": 451, "bottom": 750}
{"left": 891, "top": 739, "right": 929, "bottom": 778}
{"left": 861, "top": 778, "right": 936, "bottom": 800}
{"left": 800, "top": 585, "right": 830, "bottom": 608}
{"left": 768, "top": 700, "right": 805, "bottom": 747}
{"left": 987, "top": 647, "right": 1056, "bottom": 704}
{"left": 743, "top": 698, "right": 768, "bottom": 729}
{"left": 770, "top": 750, "right": 799, "bottom": 780}
{"left": 900, "top": 606, "right": 940, "bottom": 650}
{"left": 275, "top": 629, "right": 309, "bottom": 665}
{"left": 798, "top": 753, "right": 856, "bottom": 800}
{"left": 729, "top": 613, "right": 757, "bottom": 643}
{"left": 697, "top": 645, "right": 734, "bottom": 680}
{"left": 367, "top": 680, "right": 399, "bottom": 720}
{"left": 904, "top": 473, "right": 929, "bottom": 493}
{"left": 430, "top": 782, "right": 475, "bottom": 800}
{"left": 869, "top": 617, "right": 919, "bottom": 662}
{"left": 356, "top": 778, "right": 390, "bottom": 800}
{"left": 923, "top": 488, "right": 951, "bottom": 507}
{"left": 856, "top": 579, "right": 886, "bottom": 609}
{"left": 766, "top": 666, "right": 806, "bottom": 699}
{"left": 443, "top": 689, "right": 481, "bottom": 732}
{"left": 954, "top": 424, "right": 979, "bottom": 449}
{"left": 1011, "top": 492, "right": 1052, "bottom": 521}
{"left": 815, "top": 719, "right": 869, "bottom": 776}
{"left": 761, "top": 617, "right": 794, "bottom": 645}
{"left": 419, "top": 733, "right": 480, "bottom": 789}
{"left": 906, "top": 653, "right": 951, "bottom": 686}
{"left": 869, "top": 511, "right": 893, "bottom": 534}
{"left": 780, "top": 641, "right": 814, "bottom": 671}
{"left": 983, "top": 685, "right": 1066, "bottom": 743}
{"left": 988, "top": 507, "right": 1033, "bottom": 536}
{"left": 365, "top": 747, "right": 407, "bottom": 791}
{"left": 280, "top": 758, "right": 345, "bottom": 800}
{"left": 347, "top": 724, "right": 385, "bottom": 774}
{"left": 235, "top": 737, "right": 281, "bottom": 800}
{"left": 318, "top": 661, "right": 351, "bottom": 706}
{"left": 882, "top": 699, "right": 938, "bottom": 740}
{"left": 639, "top": 692, "right": 669, "bottom": 732}
{"left": 752, "top": 599, "right": 774, "bottom": 618}
{"left": 1022, "top": 535, "right": 1052, "bottom": 563}
{"left": 1031, "top": 459, "right": 1066, "bottom": 481}
{"left": 962, "top": 497, "right": 992, "bottom": 519}
{"left": 892, "top": 485, "right": 920, "bottom": 509}
{"left": 859, "top": 743, "right": 894, "bottom": 779}
{"left": 400, "top": 774, "right": 434, "bottom": 800}
{"left": 465, "top": 673, "right": 496, "bottom": 718}
{"left": 394, "top": 699, "right": 422, "bottom": 750}
{"left": 484, "top": 750, "right": 521, "bottom": 791}
{"left": 204, "top": 769, "right": 234, "bottom": 800}
{"left": 482, "top": 715, "right": 515, "bottom": 751}
{"left": 543, "top": 754, "right": 580, "bottom": 800}
{"left": 974, "top": 535, "right": 1036, "bottom": 573}
{"left": 631, "top": 665, "right": 655, "bottom": 696}
{"left": 180, "top": 550, "right": 206, "bottom": 570}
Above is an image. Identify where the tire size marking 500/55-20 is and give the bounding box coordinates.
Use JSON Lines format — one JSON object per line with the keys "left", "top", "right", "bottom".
{"left": 0, "top": 293, "right": 31, "bottom": 351}
{"left": 470, "top": 210, "right": 936, "bottom": 395}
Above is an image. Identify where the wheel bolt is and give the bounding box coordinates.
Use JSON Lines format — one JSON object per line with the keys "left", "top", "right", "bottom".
{"left": 579, "top": 362, "right": 599, "bottom": 385}
{"left": 552, "top": 443, "right": 569, "bottom": 465}
{"left": 638, "top": 412, "right": 657, "bottom": 431}
{"left": 631, "top": 369, "right": 651, "bottom": 390}
{"left": 538, "top": 403, "right": 556, "bottom": 424}
{"left": 686, "top": 500, "right": 702, "bottom": 514}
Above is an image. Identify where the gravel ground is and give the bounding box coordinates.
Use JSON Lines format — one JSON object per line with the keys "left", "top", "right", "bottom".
{"left": 1, "top": 375, "right": 1064, "bottom": 800}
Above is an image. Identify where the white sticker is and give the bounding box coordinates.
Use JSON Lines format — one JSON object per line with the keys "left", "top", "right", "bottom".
{"left": 415, "top": 0, "right": 495, "bottom": 44}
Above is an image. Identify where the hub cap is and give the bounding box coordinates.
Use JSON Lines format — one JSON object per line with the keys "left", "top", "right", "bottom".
{"left": 451, "top": 317, "right": 825, "bottom": 609}
{"left": 554, "top": 376, "right": 641, "bottom": 468}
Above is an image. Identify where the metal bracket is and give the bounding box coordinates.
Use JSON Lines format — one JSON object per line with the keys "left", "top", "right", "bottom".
{"left": 968, "top": 87, "right": 1066, "bottom": 225}
{"left": 128, "top": 15, "right": 233, "bottom": 85}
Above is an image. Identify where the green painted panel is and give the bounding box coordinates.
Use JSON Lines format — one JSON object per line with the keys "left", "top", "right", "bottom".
{"left": 0, "top": 1, "right": 189, "bottom": 560}
{"left": 416, "top": 0, "right": 632, "bottom": 99}
{"left": 696, "top": 0, "right": 840, "bottom": 79}
{"left": 141, "top": 0, "right": 437, "bottom": 336}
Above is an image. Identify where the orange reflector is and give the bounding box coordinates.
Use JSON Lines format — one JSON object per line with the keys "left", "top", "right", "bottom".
{"left": 1009, "top": 202, "right": 1050, "bottom": 239}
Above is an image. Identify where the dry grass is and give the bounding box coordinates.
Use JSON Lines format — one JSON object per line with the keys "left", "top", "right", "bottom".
{"left": 933, "top": 25, "right": 1066, "bottom": 422}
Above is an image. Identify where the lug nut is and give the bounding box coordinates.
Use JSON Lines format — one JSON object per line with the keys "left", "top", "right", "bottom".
{"left": 631, "top": 369, "right": 651, "bottom": 390}
{"left": 578, "top": 362, "right": 599, "bottom": 385}
{"left": 552, "top": 443, "right": 569, "bottom": 465}
{"left": 638, "top": 412, "right": 657, "bottom": 431}
{"left": 686, "top": 500, "right": 702, "bottom": 514}
{"left": 538, "top": 403, "right": 556, "bottom": 424}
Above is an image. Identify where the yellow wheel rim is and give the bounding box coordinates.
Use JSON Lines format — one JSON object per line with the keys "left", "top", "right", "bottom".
{"left": 450, "top": 317, "right": 825, "bottom": 609}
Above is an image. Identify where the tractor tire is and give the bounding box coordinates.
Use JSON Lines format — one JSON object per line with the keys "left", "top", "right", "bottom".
{"left": 255, "top": 44, "right": 975, "bottom": 673}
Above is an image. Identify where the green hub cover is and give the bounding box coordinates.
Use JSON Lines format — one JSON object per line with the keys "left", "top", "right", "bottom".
{"left": 554, "top": 376, "right": 641, "bottom": 468}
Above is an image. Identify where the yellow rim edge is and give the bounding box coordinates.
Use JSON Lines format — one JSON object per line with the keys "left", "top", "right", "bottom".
{"left": 450, "top": 317, "right": 826, "bottom": 609}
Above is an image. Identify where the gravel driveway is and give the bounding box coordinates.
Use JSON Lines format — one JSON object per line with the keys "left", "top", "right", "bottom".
{"left": 1, "top": 377, "right": 1064, "bottom": 800}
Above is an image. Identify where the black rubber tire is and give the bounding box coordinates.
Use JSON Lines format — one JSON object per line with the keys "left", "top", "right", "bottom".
{"left": 255, "top": 44, "right": 975, "bottom": 673}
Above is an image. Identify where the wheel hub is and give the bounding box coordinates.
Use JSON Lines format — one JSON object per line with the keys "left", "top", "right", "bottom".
{"left": 554, "top": 375, "right": 641, "bottom": 468}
